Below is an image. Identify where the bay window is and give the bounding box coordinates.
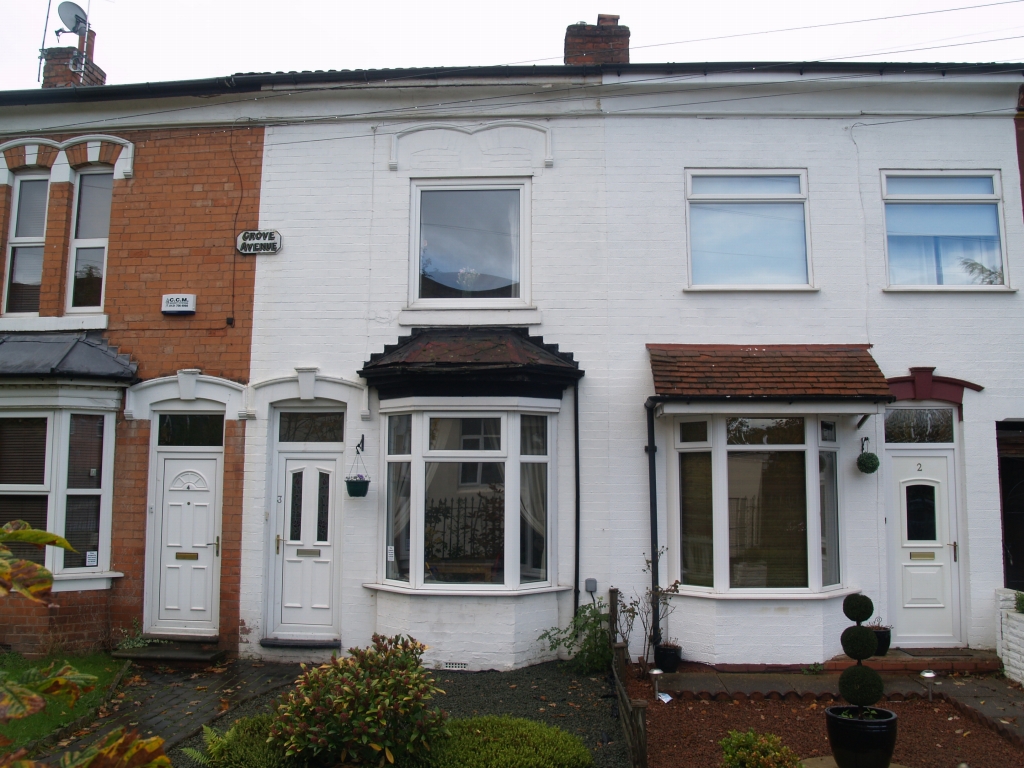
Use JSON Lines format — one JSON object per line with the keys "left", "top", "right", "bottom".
{"left": 384, "top": 407, "right": 553, "bottom": 590}
{"left": 0, "top": 409, "right": 114, "bottom": 577}
{"left": 676, "top": 415, "right": 842, "bottom": 592}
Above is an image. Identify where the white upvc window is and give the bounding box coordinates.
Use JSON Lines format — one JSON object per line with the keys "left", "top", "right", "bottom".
{"left": 882, "top": 171, "right": 1008, "bottom": 289}
{"left": 674, "top": 415, "right": 842, "bottom": 593}
{"left": 382, "top": 404, "right": 554, "bottom": 590}
{"left": 4, "top": 175, "right": 49, "bottom": 315}
{"left": 409, "top": 177, "right": 532, "bottom": 308}
{"left": 66, "top": 170, "right": 114, "bottom": 312}
{"left": 685, "top": 169, "right": 813, "bottom": 289}
{"left": 0, "top": 409, "right": 115, "bottom": 577}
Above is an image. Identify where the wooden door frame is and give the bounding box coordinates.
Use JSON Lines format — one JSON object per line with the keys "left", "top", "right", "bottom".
{"left": 885, "top": 446, "right": 964, "bottom": 647}
{"left": 143, "top": 425, "right": 225, "bottom": 639}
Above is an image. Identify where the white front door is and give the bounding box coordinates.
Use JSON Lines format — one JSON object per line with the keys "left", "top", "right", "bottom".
{"left": 889, "top": 453, "right": 961, "bottom": 646}
{"left": 154, "top": 456, "right": 221, "bottom": 633}
{"left": 273, "top": 455, "right": 339, "bottom": 635}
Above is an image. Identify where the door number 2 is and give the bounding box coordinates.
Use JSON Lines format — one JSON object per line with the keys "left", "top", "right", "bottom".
{"left": 916, "top": 463, "right": 922, "bottom": 471}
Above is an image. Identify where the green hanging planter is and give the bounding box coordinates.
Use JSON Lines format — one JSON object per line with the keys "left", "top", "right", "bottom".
{"left": 857, "top": 451, "right": 880, "bottom": 474}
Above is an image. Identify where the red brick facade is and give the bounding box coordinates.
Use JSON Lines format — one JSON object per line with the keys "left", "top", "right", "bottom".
{"left": 0, "top": 126, "right": 263, "bottom": 656}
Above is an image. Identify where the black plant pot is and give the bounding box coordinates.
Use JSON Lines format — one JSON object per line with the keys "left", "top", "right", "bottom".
{"left": 825, "top": 706, "right": 898, "bottom": 768}
{"left": 872, "top": 628, "right": 892, "bottom": 657}
{"left": 654, "top": 645, "right": 681, "bottom": 673}
{"left": 345, "top": 479, "right": 370, "bottom": 497}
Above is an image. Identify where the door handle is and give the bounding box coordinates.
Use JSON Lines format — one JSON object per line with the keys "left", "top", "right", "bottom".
{"left": 276, "top": 534, "right": 281, "bottom": 554}
{"left": 948, "top": 541, "right": 958, "bottom": 562}
{"left": 209, "top": 536, "right": 220, "bottom": 556}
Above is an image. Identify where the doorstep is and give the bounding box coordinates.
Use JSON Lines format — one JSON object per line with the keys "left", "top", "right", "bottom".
{"left": 111, "top": 641, "right": 227, "bottom": 663}
{"left": 825, "top": 647, "right": 1001, "bottom": 673}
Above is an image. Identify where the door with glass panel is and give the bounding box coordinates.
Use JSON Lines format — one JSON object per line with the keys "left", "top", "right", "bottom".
{"left": 149, "top": 414, "right": 224, "bottom": 635}
{"left": 885, "top": 408, "right": 961, "bottom": 646}
{"left": 270, "top": 411, "right": 345, "bottom": 637}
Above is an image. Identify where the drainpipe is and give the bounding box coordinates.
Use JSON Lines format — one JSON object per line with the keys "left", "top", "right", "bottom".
{"left": 573, "top": 382, "right": 582, "bottom": 613}
{"left": 645, "top": 398, "right": 661, "bottom": 648}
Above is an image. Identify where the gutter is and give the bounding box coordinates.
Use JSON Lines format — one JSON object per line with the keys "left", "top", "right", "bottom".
{"left": 573, "top": 381, "right": 582, "bottom": 613}
{"left": 644, "top": 398, "right": 661, "bottom": 649}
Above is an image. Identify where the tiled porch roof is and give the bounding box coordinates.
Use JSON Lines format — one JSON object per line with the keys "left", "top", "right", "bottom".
{"left": 360, "top": 327, "right": 583, "bottom": 399}
{"left": 0, "top": 331, "right": 137, "bottom": 382}
{"left": 646, "top": 344, "right": 892, "bottom": 401}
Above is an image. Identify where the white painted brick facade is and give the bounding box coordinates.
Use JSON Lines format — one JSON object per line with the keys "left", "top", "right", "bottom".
{"left": 233, "top": 71, "right": 1023, "bottom": 668}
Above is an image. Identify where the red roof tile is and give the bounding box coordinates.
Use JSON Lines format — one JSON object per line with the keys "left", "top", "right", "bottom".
{"left": 646, "top": 344, "right": 892, "bottom": 400}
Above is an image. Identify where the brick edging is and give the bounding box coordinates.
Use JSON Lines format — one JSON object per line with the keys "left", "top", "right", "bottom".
{"left": 672, "top": 688, "right": 1023, "bottom": 751}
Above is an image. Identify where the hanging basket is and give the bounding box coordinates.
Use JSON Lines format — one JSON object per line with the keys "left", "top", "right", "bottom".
{"left": 346, "top": 440, "right": 370, "bottom": 496}
{"left": 857, "top": 452, "right": 880, "bottom": 474}
{"left": 345, "top": 477, "right": 370, "bottom": 497}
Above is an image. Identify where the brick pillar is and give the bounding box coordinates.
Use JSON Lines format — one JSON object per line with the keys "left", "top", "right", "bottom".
{"left": 109, "top": 416, "right": 150, "bottom": 635}
{"left": 219, "top": 419, "right": 246, "bottom": 652}
{"left": 41, "top": 31, "right": 106, "bottom": 88}
{"left": 38, "top": 181, "right": 73, "bottom": 316}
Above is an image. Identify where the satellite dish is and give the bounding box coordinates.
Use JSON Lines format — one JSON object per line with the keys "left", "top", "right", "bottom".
{"left": 57, "top": 2, "right": 89, "bottom": 36}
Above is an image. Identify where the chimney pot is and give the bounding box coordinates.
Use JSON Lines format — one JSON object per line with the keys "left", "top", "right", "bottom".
{"left": 41, "top": 28, "right": 106, "bottom": 88}
{"left": 564, "top": 14, "right": 630, "bottom": 66}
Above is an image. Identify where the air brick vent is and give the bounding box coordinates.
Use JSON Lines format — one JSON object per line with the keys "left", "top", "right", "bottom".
{"left": 443, "top": 662, "right": 468, "bottom": 670}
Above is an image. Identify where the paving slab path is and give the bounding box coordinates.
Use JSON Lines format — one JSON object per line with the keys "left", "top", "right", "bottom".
{"left": 41, "top": 659, "right": 302, "bottom": 759}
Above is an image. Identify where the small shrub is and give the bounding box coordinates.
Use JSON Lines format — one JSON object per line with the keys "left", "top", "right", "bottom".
{"left": 430, "top": 716, "right": 592, "bottom": 768}
{"left": 181, "top": 714, "right": 282, "bottom": 768}
{"left": 538, "top": 598, "right": 612, "bottom": 674}
{"left": 269, "top": 634, "right": 447, "bottom": 767}
{"left": 1015, "top": 591, "right": 1024, "bottom": 614}
{"left": 720, "top": 729, "right": 801, "bottom": 768}
{"left": 837, "top": 594, "right": 886, "bottom": 715}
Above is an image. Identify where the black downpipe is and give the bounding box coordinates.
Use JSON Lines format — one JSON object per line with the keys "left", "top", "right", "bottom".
{"left": 573, "top": 382, "right": 582, "bottom": 613}
{"left": 645, "top": 399, "right": 661, "bottom": 648}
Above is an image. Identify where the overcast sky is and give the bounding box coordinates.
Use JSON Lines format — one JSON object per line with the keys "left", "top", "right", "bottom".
{"left": 2, "top": 0, "right": 1023, "bottom": 91}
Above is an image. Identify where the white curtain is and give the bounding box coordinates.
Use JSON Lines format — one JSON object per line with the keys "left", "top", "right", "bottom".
{"left": 520, "top": 462, "right": 547, "bottom": 579}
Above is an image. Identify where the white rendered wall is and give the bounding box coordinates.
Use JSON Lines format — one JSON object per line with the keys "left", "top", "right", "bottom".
{"left": 242, "top": 76, "right": 1023, "bottom": 666}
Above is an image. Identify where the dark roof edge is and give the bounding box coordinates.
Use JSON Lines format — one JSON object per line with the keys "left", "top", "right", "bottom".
{"left": 645, "top": 394, "right": 895, "bottom": 404}
{"left": 2, "top": 61, "right": 1022, "bottom": 107}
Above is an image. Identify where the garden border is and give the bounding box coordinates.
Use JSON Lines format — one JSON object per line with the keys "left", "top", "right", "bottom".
{"left": 666, "top": 688, "right": 1024, "bottom": 752}
{"left": 22, "top": 658, "right": 133, "bottom": 758}
{"left": 609, "top": 587, "right": 648, "bottom": 768}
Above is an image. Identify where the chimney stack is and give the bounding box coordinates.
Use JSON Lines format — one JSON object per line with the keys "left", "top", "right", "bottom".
{"left": 42, "top": 28, "right": 106, "bottom": 88}
{"left": 564, "top": 14, "right": 630, "bottom": 66}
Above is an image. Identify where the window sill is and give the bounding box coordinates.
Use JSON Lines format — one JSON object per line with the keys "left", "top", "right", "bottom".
{"left": 398, "top": 307, "right": 542, "bottom": 326}
{"left": 0, "top": 315, "right": 108, "bottom": 331}
{"left": 882, "top": 286, "right": 1017, "bottom": 293}
{"left": 683, "top": 285, "right": 819, "bottom": 293}
{"left": 364, "top": 582, "right": 571, "bottom": 597}
{"left": 667, "top": 586, "right": 858, "bottom": 601}
{"left": 51, "top": 570, "right": 123, "bottom": 592}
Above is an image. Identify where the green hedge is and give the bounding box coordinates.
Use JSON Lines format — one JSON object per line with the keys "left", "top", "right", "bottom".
{"left": 184, "top": 713, "right": 592, "bottom": 768}
{"left": 429, "top": 716, "right": 592, "bottom": 768}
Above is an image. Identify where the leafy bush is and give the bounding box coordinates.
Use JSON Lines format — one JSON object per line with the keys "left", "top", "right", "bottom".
{"left": 838, "top": 593, "right": 886, "bottom": 713}
{"left": 181, "top": 714, "right": 282, "bottom": 768}
{"left": 538, "top": 598, "right": 612, "bottom": 674}
{"left": 430, "top": 716, "right": 592, "bottom": 768}
{"left": 1016, "top": 591, "right": 1024, "bottom": 614}
{"left": 268, "top": 634, "right": 447, "bottom": 767}
{"left": 719, "top": 730, "right": 801, "bottom": 768}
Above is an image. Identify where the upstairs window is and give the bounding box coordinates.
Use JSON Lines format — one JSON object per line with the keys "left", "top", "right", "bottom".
{"left": 686, "top": 171, "right": 811, "bottom": 287}
{"left": 883, "top": 173, "right": 1006, "bottom": 287}
{"left": 68, "top": 172, "right": 114, "bottom": 310}
{"left": 5, "top": 176, "right": 49, "bottom": 314}
{"left": 411, "top": 179, "right": 530, "bottom": 306}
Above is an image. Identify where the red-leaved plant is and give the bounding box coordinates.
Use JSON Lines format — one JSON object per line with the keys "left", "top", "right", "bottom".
{"left": 269, "top": 634, "right": 448, "bottom": 766}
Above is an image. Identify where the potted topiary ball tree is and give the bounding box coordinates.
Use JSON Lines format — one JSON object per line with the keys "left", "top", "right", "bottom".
{"left": 825, "top": 594, "right": 898, "bottom": 768}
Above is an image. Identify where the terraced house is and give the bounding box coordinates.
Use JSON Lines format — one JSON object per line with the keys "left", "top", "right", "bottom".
{"left": 2, "top": 16, "right": 1024, "bottom": 671}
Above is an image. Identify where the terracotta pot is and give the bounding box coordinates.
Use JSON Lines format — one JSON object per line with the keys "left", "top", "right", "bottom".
{"left": 825, "top": 706, "right": 897, "bottom": 768}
